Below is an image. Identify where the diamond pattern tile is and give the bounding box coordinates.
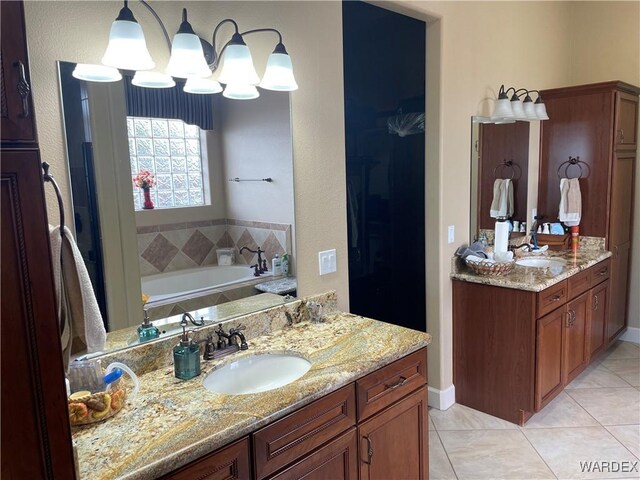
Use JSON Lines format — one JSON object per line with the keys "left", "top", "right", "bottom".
{"left": 182, "top": 230, "right": 214, "bottom": 265}
{"left": 237, "top": 229, "right": 258, "bottom": 264}
{"left": 261, "top": 231, "right": 285, "bottom": 266}
{"left": 141, "top": 234, "right": 178, "bottom": 272}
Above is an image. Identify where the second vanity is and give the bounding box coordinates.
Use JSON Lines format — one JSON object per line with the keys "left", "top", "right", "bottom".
{"left": 72, "top": 297, "right": 431, "bottom": 479}
{"left": 451, "top": 248, "right": 613, "bottom": 425}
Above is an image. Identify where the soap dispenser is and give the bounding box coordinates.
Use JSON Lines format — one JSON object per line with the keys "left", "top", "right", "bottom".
{"left": 137, "top": 309, "right": 160, "bottom": 343}
{"left": 173, "top": 319, "right": 201, "bottom": 380}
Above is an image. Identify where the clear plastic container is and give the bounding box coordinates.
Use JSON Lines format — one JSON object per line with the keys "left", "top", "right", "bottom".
{"left": 216, "top": 248, "right": 235, "bottom": 266}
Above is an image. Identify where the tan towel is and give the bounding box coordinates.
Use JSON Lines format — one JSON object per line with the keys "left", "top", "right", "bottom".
{"left": 559, "top": 178, "right": 581, "bottom": 226}
{"left": 49, "top": 225, "right": 106, "bottom": 369}
{"left": 490, "top": 179, "right": 514, "bottom": 219}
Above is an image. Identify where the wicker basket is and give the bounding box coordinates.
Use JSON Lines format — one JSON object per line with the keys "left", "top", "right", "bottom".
{"left": 68, "top": 378, "right": 127, "bottom": 427}
{"left": 465, "top": 258, "right": 515, "bottom": 276}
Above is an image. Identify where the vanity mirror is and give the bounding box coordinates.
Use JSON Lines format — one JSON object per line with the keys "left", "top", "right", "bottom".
{"left": 469, "top": 117, "right": 530, "bottom": 242}
{"left": 56, "top": 60, "right": 296, "bottom": 355}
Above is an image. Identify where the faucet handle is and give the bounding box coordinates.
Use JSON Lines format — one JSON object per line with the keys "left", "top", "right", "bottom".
{"left": 230, "top": 324, "right": 245, "bottom": 333}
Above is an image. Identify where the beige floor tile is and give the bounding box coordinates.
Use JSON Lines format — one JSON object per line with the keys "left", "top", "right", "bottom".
{"left": 567, "top": 388, "right": 640, "bottom": 426}
{"left": 567, "top": 365, "right": 633, "bottom": 389}
{"left": 438, "top": 429, "right": 554, "bottom": 479}
{"left": 429, "top": 431, "right": 457, "bottom": 480}
{"left": 523, "top": 392, "right": 598, "bottom": 428}
{"left": 603, "top": 341, "right": 640, "bottom": 361}
{"left": 429, "top": 412, "right": 436, "bottom": 431}
{"left": 523, "top": 426, "right": 639, "bottom": 479}
{"left": 605, "top": 425, "right": 640, "bottom": 459}
{"left": 602, "top": 358, "right": 640, "bottom": 387}
{"left": 429, "top": 403, "right": 518, "bottom": 431}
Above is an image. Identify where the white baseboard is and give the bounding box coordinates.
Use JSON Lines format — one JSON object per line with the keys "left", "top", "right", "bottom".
{"left": 428, "top": 384, "right": 455, "bottom": 410}
{"left": 620, "top": 327, "right": 640, "bottom": 344}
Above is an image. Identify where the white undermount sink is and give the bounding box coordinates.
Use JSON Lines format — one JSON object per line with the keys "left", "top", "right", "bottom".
{"left": 516, "top": 258, "right": 565, "bottom": 269}
{"left": 203, "top": 354, "right": 311, "bottom": 395}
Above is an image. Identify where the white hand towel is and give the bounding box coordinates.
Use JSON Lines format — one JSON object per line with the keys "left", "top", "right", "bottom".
{"left": 559, "top": 178, "right": 581, "bottom": 226}
{"left": 49, "top": 225, "right": 106, "bottom": 367}
{"left": 490, "top": 179, "right": 514, "bottom": 219}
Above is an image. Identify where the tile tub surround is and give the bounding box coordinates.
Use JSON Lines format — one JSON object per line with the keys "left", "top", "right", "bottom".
{"left": 450, "top": 248, "right": 612, "bottom": 292}
{"left": 72, "top": 310, "right": 431, "bottom": 479}
{"left": 137, "top": 218, "right": 292, "bottom": 276}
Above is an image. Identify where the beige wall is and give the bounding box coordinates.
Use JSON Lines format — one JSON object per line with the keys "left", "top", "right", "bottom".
{"left": 24, "top": 1, "right": 639, "bottom": 395}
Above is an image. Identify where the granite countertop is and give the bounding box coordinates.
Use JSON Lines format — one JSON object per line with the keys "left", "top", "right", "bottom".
{"left": 73, "top": 313, "right": 431, "bottom": 480}
{"left": 255, "top": 277, "right": 297, "bottom": 295}
{"left": 450, "top": 249, "right": 612, "bottom": 292}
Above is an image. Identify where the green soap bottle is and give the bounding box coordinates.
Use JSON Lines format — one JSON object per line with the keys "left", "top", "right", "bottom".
{"left": 137, "top": 309, "right": 160, "bottom": 343}
{"left": 173, "top": 320, "right": 201, "bottom": 381}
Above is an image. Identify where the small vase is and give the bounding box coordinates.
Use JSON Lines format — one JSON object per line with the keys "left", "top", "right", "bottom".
{"left": 142, "top": 187, "right": 154, "bottom": 210}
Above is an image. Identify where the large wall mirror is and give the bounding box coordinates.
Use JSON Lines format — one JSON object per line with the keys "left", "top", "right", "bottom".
{"left": 470, "top": 118, "right": 531, "bottom": 242}
{"left": 58, "top": 61, "right": 296, "bottom": 355}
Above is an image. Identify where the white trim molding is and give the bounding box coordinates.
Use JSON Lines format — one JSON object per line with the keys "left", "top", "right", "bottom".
{"left": 428, "top": 384, "right": 455, "bottom": 410}
{"left": 620, "top": 327, "right": 640, "bottom": 344}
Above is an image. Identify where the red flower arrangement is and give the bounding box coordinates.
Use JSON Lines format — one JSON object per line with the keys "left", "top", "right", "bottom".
{"left": 133, "top": 170, "right": 156, "bottom": 189}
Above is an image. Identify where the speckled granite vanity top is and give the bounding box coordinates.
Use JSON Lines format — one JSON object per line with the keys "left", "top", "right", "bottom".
{"left": 450, "top": 249, "right": 612, "bottom": 292}
{"left": 73, "top": 312, "right": 431, "bottom": 480}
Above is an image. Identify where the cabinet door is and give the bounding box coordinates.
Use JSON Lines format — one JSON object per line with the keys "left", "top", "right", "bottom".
{"left": 358, "top": 386, "right": 428, "bottom": 480}
{"left": 588, "top": 281, "right": 609, "bottom": 360}
{"left": 535, "top": 308, "right": 565, "bottom": 411}
{"left": 615, "top": 91, "right": 638, "bottom": 150}
{"left": 609, "top": 153, "right": 635, "bottom": 246}
{"left": 564, "top": 292, "right": 589, "bottom": 385}
{"left": 268, "top": 428, "right": 358, "bottom": 480}
{"left": 0, "top": 0, "right": 36, "bottom": 144}
{"left": 163, "top": 437, "right": 250, "bottom": 480}
{"left": 609, "top": 242, "right": 631, "bottom": 342}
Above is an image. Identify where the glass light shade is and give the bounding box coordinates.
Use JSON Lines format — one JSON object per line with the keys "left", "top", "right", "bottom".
{"left": 101, "top": 20, "right": 155, "bottom": 71}
{"left": 259, "top": 53, "right": 298, "bottom": 91}
{"left": 535, "top": 102, "right": 549, "bottom": 120}
{"left": 510, "top": 99, "right": 527, "bottom": 121}
{"left": 72, "top": 64, "right": 122, "bottom": 82}
{"left": 495, "top": 118, "right": 516, "bottom": 124}
{"left": 184, "top": 78, "right": 223, "bottom": 94}
{"left": 490, "top": 97, "right": 514, "bottom": 121}
{"left": 166, "top": 33, "right": 212, "bottom": 79}
{"left": 218, "top": 44, "right": 260, "bottom": 86}
{"left": 223, "top": 83, "right": 259, "bottom": 100}
{"left": 523, "top": 99, "right": 537, "bottom": 120}
{"left": 132, "top": 71, "right": 175, "bottom": 88}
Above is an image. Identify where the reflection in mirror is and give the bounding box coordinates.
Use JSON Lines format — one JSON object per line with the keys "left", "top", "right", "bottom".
{"left": 58, "top": 61, "right": 296, "bottom": 355}
{"left": 470, "top": 118, "right": 530, "bottom": 242}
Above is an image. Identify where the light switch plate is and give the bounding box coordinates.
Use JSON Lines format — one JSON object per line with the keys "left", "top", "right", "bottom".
{"left": 318, "top": 249, "right": 337, "bottom": 275}
{"left": 447, "top": 225, "right": 455, "bottom": 244}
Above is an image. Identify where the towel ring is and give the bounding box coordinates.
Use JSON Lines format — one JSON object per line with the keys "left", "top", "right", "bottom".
{"left": 493, "top": 159, "right": 521, "bottom": 180}
{"left": 557, "top": 156, "right": 590, "bottom": 179}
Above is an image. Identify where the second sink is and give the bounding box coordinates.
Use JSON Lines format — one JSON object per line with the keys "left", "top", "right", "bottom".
{"left": 516, "top": 257, "right": 565, "bottom": 269}
{"left": 203, "top": 353, "right": 311, "bottom": 395}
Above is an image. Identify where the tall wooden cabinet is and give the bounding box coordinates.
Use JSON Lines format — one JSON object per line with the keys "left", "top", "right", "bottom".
{"left": 538, "top": 81, "right": 639, "bottom": 342}
{"left": 1, "top": 1, "right": 77, "bottom": 478}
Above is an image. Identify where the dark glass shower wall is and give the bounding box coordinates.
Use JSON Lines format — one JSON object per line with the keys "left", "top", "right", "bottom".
{"left": 343, "top": 1, "right": 426, "bottom": 332}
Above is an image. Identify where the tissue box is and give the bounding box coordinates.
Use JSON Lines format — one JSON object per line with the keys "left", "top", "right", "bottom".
{"left": 216, "top": 248, "right": 235, "bottom": 265}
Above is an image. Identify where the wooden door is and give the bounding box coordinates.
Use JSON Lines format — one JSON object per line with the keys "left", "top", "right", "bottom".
{"left": 609, "top": 242, "right": 631, "bottom": 342}
{"left": 535, "top": 308, "right": 565, "bottom": 411}
{"left": 588, "top": 281, "right": 609, "bottom": 359}
{"left": 358, "top": 386, "right": 428, "bottom": 480}
{"left": 0, "top": 0, "right": 36, "bottom": 144}
{"left": 268, "top": 428, "right": 358, "bottom": 480}
{"left": 162, "top": 437, "right": 250, "bottom": 480}
{"left": 1, "top": 151, "right": 77, "bottom": 479}
{"left": 609, "top": 153, "right": 635, "bottom": 247}
{"left": 564, "top": 292, "right": 589, "bottom": 385}
{"left": 614, "top": 91, "right": 638, "bottom": 150}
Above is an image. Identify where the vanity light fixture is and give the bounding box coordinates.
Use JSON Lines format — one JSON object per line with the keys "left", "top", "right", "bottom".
{"left": 75, "top": 0, "right": 298, "bottom": 99}
{"left": 72, "top": 64, "right": 123, "bottom": 82}
{"left": 489, "top": 85, "right": 549, "bottom": 123}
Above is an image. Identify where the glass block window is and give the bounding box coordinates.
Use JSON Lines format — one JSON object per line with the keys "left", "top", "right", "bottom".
{"left": 127, "top": 117, "right": 206, "bottom": 210}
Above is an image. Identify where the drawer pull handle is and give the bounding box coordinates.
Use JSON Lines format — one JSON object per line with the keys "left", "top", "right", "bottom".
{"left": 550, "top": 294, "right": 561, "bottom": 302}
{"left": 363, "top": 436, "right": 373, "bottom": 464}
{"left": 565, "top": 311, "right": 572, "bottom": 328}
{"left": 385, "top": 376, "right": 407, "bottom": 390}
{"left": 593, "top": 295, "right": 599, "bottom": 311}
{"left": 598, "top": 269, "right": 607, "bottom": 276}
{"left": 14, "top": 61, "right": 30, "bottom": 117}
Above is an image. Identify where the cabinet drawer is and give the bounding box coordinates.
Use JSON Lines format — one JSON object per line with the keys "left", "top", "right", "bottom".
{"left": 537, "top": 281, "right": 568, "bottom": 318}
{"left": 590, "top": 259, "right": 610, "bottom": 287}
{"left": 253, "top": 384, "right": 356, "bottom": 480}
{"left": 568, "top": 269, "right": 591, "bottom": 301}
{"left": 356, "top": 348, "right": 427, "bottom": 421}
{"left": 163, "top": 437, "right": 250, "bottom": 480}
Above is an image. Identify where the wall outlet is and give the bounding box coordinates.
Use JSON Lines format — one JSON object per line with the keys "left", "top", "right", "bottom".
{"left": 318, "top": 249, "right": 337, "bottom": 275}
{"left": 447, "top": 225, "right": 455, "bottom": 244}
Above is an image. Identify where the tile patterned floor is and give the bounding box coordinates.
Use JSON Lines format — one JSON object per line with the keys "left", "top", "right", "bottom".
{"left": 429, "top": 341, "right": 640, "bottom": 479}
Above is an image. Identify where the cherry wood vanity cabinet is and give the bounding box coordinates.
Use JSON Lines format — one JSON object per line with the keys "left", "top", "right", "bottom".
{"left": 1, "top": 1, "right": 77, "bottom": 478}
{"left": 454, "top": 259, "right": 611, "bottom": 425}
{"left": 163, "top": 348, "right": 429, "bottom": 480}
{"left": 538, "top": 81, "right": 638, "bottom": 343}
